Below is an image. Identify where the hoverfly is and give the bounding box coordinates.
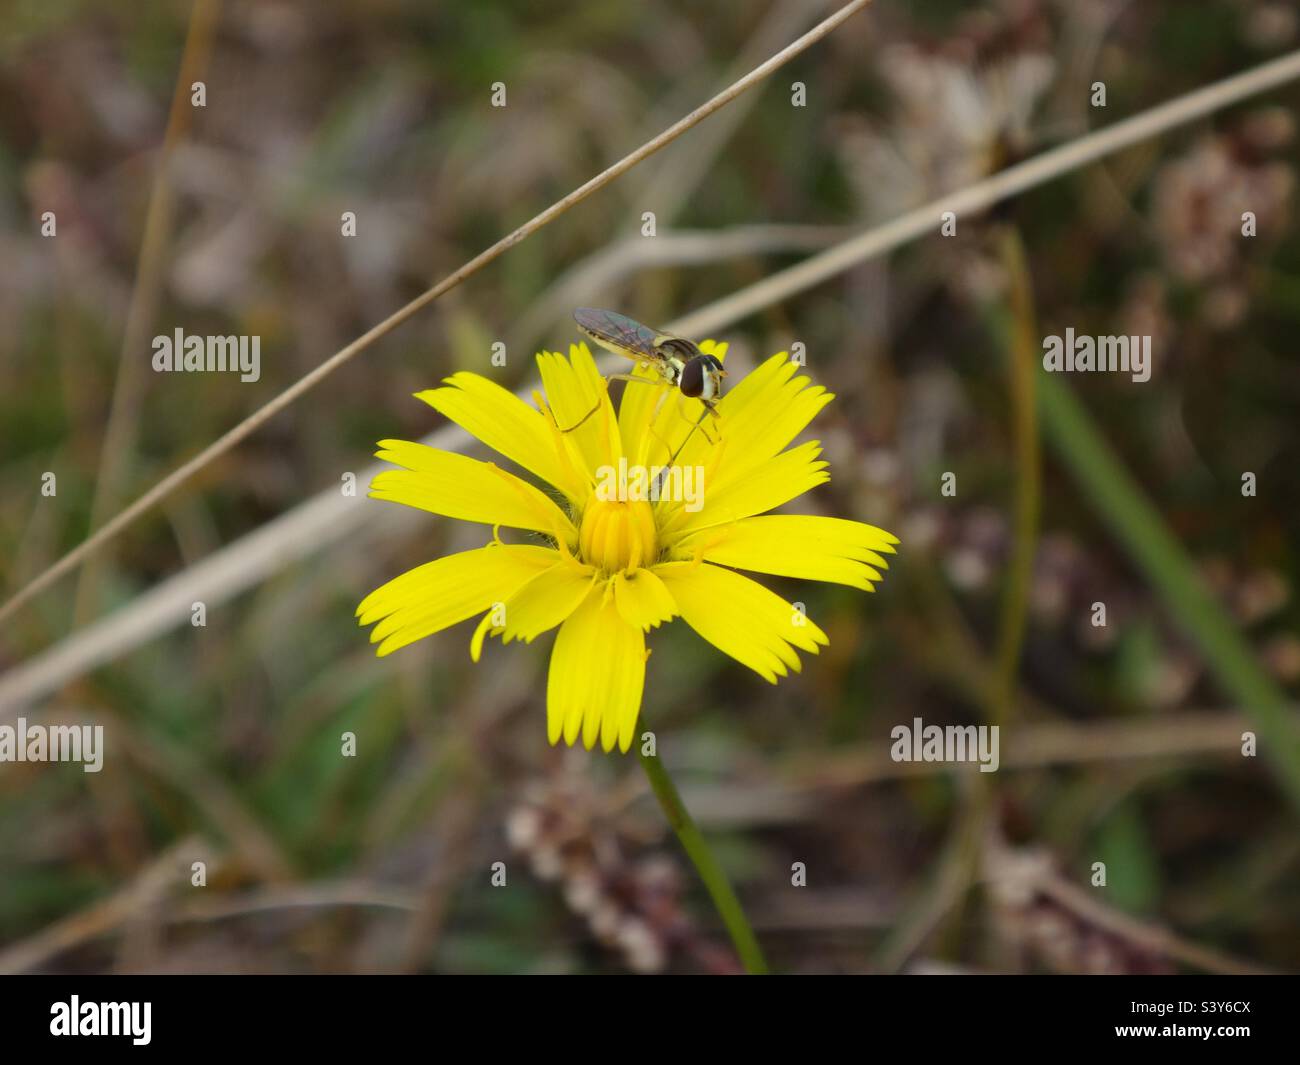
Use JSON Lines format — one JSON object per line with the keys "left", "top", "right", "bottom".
{"left": 564, "top": 308, "right": 726, "bottom": 460}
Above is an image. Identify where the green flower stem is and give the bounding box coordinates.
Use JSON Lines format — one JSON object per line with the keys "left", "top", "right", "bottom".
{"left": 639, "top": 749, "right": 769, "bottom": 974}
{"left": 992, "top": 227, "right": 1043, "bottom": 731}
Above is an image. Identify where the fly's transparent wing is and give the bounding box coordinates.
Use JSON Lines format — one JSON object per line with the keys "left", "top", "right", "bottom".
{"left": 573, "top": 308, "right": 661, "bottom": 362}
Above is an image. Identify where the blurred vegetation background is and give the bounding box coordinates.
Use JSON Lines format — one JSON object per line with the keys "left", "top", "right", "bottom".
{"left": 1, "top": 0, "right": 1298, "bottom": 973}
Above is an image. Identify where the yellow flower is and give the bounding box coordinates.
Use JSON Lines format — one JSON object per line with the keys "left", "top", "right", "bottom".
{"left": 357, "top": 339, "right": 898, "bottom": 753}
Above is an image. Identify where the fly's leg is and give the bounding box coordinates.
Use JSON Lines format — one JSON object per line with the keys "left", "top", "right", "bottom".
{"left": 643, "top": 386, "right": 675, "bottom": 460}
{"left": 674, "top": 393, "right": 718, "bottom": 445}
{"left": 555, "top": 398, "right": 602, "bottom": 434}
{"left": 673, "top": 399, "right": 719, "bottom": 460}
{"left": 653, "top": 399, "right": 718, "bottom": 497}
{"left": 554, "top": 373, "right": 659, "bottom": 433}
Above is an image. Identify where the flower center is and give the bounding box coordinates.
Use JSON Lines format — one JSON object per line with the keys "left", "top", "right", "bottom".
{"left": 578, "top": 499, "right": 658, "bottom": 574}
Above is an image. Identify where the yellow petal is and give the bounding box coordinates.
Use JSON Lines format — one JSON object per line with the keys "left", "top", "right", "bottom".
{"left": 654, "top": 561, "right": 827, "bottom": 683}
{"left": 357, "top": 544, "right": 557, "bottom": 657}
{"left": 616, "top": 360, "right": 669, "bottom": 466}
{"left": 369, "top": 440, "right": 576, "bottom": 548}
{"left": 699, "top": 339, "right": 728, "bottom": 362}
{"left": 547, "top": 588, "right": 647, "bottom": 753}
{"left": 415, "top": 373, "right": 586, "bottom": 503}
{"left": 536, "top": 344, "right": 621, "bottom": 477}
{"left": 612, "top": 568, "right": 677, "bottom": 631}
{"left": 675, "top": 515, "right": 899, "bottom": 590}
{"left": 661, "top": 440, "right": 830, "bottom": 540}
{"left": 469, "top": 610, "right": 500, "bottom": 662}
{"left": 499, "top": 559, "right": 598, "bottom": 643}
